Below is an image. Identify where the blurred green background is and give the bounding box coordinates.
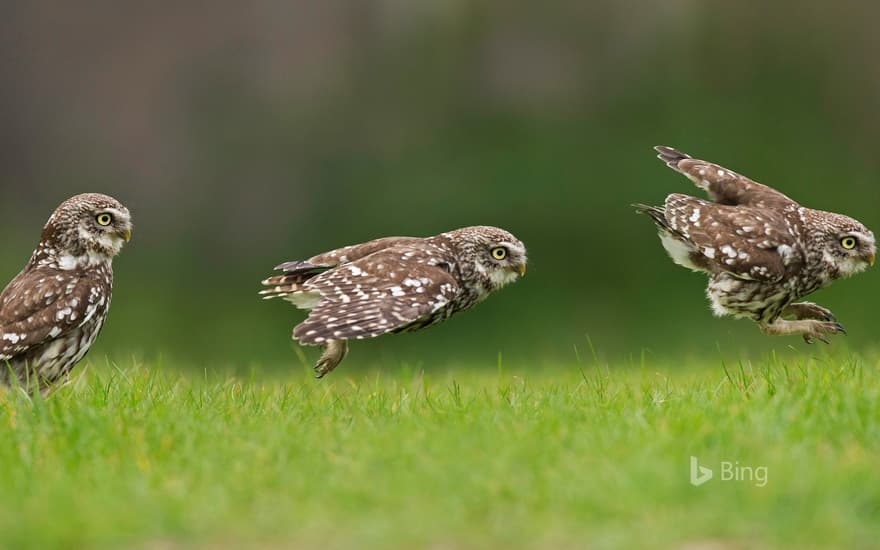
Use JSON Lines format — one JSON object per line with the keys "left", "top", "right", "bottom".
{"left": 2, "top": 1, "right": 879, "bottom": 372}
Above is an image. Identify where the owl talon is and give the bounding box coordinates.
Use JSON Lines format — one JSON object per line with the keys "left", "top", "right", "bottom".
{"left": 312, "top": 340, "right": 349, "bottom": 379}
{"left": 764, "top": 319, "right": 847, "bottom": 343}
{"left": 817, "top": 310, "right": 837, "bottom": 322}
{"left": 804, "top": 321, "right": 846, "bottom": 344}
{"left": 313, "top": 359, "right": 334, "bottom": 379}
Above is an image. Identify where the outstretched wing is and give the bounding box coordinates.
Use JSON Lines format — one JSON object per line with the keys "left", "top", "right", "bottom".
{"left": 261, "top": 236, "right": 424, "bottom": 299}
{"left": 292, "top": 244, "right": 460, "bottom": 344}
{"left": 655, "top": 146, "right": 795, "bottom": 208}
{"left": 647, "top": 194, "right": 799, "bottom": 282}
{"left": 0, "top": 267, "right": 107, "bottom": 360}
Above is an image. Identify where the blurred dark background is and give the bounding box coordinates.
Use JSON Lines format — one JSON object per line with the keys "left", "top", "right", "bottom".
{"left": 2, "top": 1, "right": 879, "bottom": 372}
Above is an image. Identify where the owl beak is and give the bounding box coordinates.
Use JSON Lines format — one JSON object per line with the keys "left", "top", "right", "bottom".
{"left": 869, "top": 254, "right": 876, "bottom": 267}
{"left": 118, "top": 228, "right": 132, "bottom": 242}
{"left": 516, "top": 264, "right": 526, "bottom": 277}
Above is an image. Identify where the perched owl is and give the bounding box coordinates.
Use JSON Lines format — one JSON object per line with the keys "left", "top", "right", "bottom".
{"left": 636, "top": 146, "right": 875, "bottom": 343}
{"left": 0, "top": 193, "right": 132, "bottom": 391}
{"left": 261, "top": 226, "right": 527, "bottom": 377}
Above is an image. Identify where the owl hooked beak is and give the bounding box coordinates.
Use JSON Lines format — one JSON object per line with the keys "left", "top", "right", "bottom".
{"left": 516, "top": 263, "right": 526, "bottom": 277}
{"left": 868, "top": 253, "right": 875, "bottom": 267}
{"left": 118, "top": 228, "right": 132, "bottom": 242}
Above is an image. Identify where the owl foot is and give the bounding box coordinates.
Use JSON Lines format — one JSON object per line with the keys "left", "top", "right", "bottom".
{"left": 784, "top": 302, "right": 837, "bottom": 323}
{"left": 314, "top": 340, "right": 349, "bottom": 379}
{"left": 761, "top": 319, "right": 846, "bottom": 344}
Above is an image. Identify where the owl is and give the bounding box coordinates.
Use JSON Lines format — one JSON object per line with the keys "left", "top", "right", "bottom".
{"left": 0, "top": 193, "right": 132, "bottom": 391}
{"left": 636, "top": 146, "right": 875, "bottom": 343}
{"left": 261, "top": 226, "right": 527, "bottom": 377}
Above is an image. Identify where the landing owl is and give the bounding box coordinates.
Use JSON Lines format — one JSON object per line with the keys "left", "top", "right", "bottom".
{"left": 0, "top": 193, "right": 132, "bottom": 391}
{"left": 261, "top": 226, "right": 527, "bottom": 377}
{"left": 636, "top": 146, "right": 875, "bottom": 343}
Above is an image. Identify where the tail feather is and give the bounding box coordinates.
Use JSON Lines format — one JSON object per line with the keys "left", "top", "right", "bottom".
{"left": 633, "top": 203, "right": 670, "bottom": 231}
{"left": 260, "top": 273, "right": 306, "bottom": 300}
{"left": 259, "top": 281, "right": 321, "bottom": 309}
{"left": 259, "top": 285, "right": 299, "bottom": 300}
{"left": 261, "top": 261, "right": 328, "bottom": 299}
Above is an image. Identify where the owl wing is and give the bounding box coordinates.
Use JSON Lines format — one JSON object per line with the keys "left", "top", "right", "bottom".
{"left": 651, "top": 195, "right": 798, "bottom": 282}
{"left": 292, "top": 244, "right": 460, "bottom": 344}
{"left": 0, "top": 268, "right": 105, "bottom": 360}
{"left": 261, "top": 236, "right": 426, "bottom": 298}
{"left": 656, "top": 146, "right": 795, "bottom": 208}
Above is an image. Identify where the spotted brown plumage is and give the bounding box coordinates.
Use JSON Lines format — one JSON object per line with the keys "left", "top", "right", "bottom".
{"left": 261, "top": 226, "right": 527, "bottom": 377}
{"left": 0, "top": 193, "right": 132, "bottom": 390}
{"left": 636, "top": 146, "right": 875, "bottom": 343}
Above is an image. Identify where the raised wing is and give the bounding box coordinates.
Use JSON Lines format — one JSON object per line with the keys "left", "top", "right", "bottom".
{"left": 656, "top": 146, "right": 795, "bottom": 208}
{"left": 292, "top": 245, "right": 460, "bottom": 344}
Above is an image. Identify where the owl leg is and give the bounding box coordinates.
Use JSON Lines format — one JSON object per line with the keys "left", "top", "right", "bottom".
{"left": 760, "top": 319, "right": 847, "bottom": 344}
{"left": 314, "top": 339, "right": 349, "bottom": 379}
{"left": 782, "top": 302, "right": 844, "bottom": 343}
{"left": 783, "top": 302, "right": 838, "bottom": 323}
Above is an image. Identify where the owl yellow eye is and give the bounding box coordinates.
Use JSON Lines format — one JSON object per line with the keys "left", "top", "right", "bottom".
{"left": 841, "top": 236, "right": 857, "bottom": 250}
{"left": 491, "top": 247, "right": 507, "bottom": 260}
{"left": 96, "top": 213, "right": 113, "bottom": 226}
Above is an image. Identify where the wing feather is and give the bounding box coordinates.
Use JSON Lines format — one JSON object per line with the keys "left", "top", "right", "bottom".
{"left": 0, "top": 268, "right": 105, "bottom": 359}
{"left": 292, "top": 245, "right": 460, "bottom": 344}
{"left": 261, "top": 236, "right": 425, "bottom": 298}
{"left": 656, "top": 146, "right": 795, "bottom": 207}
{"left": 652, "top": 196, "right": 797, "bottom": 282}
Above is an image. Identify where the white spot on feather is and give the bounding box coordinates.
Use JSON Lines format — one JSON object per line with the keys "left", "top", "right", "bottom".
{"left": 777, "top": 244, "right": 795, "bottom": 264}
{"left": 57, "top": 255, "right": 77, "bottom": 270}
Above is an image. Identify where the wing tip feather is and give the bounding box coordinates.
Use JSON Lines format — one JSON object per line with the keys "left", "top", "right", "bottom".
{"left": 654, "top": 145, "right": 691, "bottom": 169}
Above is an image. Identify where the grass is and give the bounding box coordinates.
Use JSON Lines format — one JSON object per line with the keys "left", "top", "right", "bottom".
{"left": 0, "top": 351, "right": 879, "bottom": 549}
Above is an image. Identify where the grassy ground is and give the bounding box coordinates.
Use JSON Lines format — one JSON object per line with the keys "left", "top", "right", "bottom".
{"left": 0, "top": 351, "right": 878, "bottom": 549}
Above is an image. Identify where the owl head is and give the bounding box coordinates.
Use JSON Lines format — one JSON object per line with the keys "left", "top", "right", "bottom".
{"left": 814, "top": 212, "right": 875, "bottom": 278}
{"left": 44, "top": 193, "right": 133, "bottom": 258}
{"left": 451, "top": 226, "right": 528, "bottom": 289}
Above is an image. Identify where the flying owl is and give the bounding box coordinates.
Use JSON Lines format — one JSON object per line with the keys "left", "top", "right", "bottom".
{"left": 636, "top": 146, "right": 875, "bottom": 343}
{"left": 0, "top": 193, "right": 132, "bottom": 391}
{"left": 261, "top": 226, "right": 527, "bottom": 377}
